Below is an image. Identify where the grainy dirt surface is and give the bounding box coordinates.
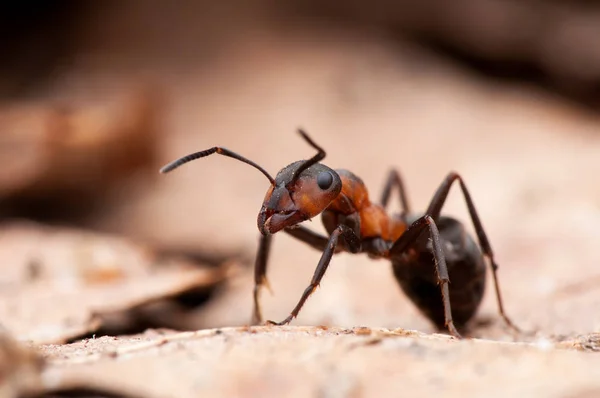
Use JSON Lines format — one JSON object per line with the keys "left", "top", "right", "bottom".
{"left": 2, "top": 2, "right": 600, "bottom": 397}
{"left": 36, "top": 326, "right": 600, "bottom": 398}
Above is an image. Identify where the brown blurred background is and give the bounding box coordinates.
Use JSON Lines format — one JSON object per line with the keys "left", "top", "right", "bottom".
{"left": 2, "top": 0, "right": 600, "bottom": 340}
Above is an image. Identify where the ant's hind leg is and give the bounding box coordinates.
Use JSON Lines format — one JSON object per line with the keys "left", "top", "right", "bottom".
{"left": 425, "top": 172, "right": 520, "bottom": 333}
{"left": 389, "top": 215, "right": 462, "bottom": 338}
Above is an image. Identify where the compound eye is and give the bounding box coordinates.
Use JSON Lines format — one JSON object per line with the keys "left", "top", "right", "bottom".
{"left": 317, "top": 171, "right": 334, "bottom": 190}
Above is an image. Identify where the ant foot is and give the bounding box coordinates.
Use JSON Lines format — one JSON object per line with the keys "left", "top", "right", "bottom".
{"left": 446, "top": 323, "right": 463, "bottom": 339}
{"left": 250, "top": 308, "right": 263, "bottom": 326}
{"left": 264, "top": 315, "right": 294, "bottom": 326}
{"left": 502, "top": 316, "right": 526, "bottom": 334}
{"left": 504, "top": 319, "right": 537, "bottom": 338}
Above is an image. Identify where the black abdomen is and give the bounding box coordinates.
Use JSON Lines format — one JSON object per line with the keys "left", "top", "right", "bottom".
{"left": 391, "top": 216, "right": 487, "bottom": 330}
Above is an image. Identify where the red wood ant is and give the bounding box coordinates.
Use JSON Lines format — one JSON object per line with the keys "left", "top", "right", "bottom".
{"left": 160, "top": 129, "right": 519, "bottom": 338}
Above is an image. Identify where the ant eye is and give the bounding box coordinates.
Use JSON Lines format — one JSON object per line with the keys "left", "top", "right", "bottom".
{"left": 317, "top": 171, "right": 334, "bottom": 190}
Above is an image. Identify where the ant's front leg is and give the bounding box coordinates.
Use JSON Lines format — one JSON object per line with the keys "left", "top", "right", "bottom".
{"left": 389, "top": 215, "right": 462, "bottom": 338}
{"left": 254, "top": 225, "right": 341, "bottom": 324}
{"left": 266, "top": 224, "right": 361, "bottom": 326}
{"left": 251, "top": 233, "right": 273, "bottom": 325}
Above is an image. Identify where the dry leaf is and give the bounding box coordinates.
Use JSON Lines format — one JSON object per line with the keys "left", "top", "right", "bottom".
{"left": 0, "top": 89, "right": 159, "bottom": 204}
{"left": 0, "top": 222, "right": 232, "bottom": 344}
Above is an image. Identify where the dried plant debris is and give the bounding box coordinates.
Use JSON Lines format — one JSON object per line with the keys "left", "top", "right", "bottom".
{"left": 0, "top": 89, "right": 159, "bottom": 218}
{"left": 0, "top": 328, "right": 44, "bottom": 398}
{"left": 0, "top": 222, "right": 233, "bottom": 344}
{"left": 557, "top": 333, "right": 600, "bottom": 352}
{"left": 37, "top": 326, "right": 600, "bottom": 398}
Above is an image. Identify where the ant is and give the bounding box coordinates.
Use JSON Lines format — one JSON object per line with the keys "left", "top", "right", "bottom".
{"left": 160, "top": 129, "right": 520, "bottom": 338}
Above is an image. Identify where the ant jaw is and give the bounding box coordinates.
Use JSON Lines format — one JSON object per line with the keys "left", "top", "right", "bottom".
{"left": 258, "top": 184, "right": 306, "bottom": 235}
{"left": 257, "top": 209, "right": 271, "bottom": 235}
{"left": 258, "top": 208, "right": 307, "bottom": 235}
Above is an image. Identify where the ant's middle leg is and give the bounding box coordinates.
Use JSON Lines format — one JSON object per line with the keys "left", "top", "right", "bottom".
{"left": 266, "top": 224, "right": 361, "bottom": 326}
{"left": 284, "top": 226, "right": 330, "bottom": 252}
{"left": 425, "top": 172, "right": 520, "bottom": 332}
{"left": 380, "top": 169, "right": 411, "bottom": 214}
{"left": 389, "top": 215, "right": 462, "bottom": 338}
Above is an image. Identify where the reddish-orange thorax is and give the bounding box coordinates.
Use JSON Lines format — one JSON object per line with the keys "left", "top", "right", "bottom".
{"left": 327, "top": 170, "right": 406, "bottom": 242}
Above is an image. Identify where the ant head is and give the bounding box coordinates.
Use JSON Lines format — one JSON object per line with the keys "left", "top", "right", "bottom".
{"left": 159, "top": 128, "right": 340, "bottom": 236}
{"left": 257, "top": 130, "right": 341, "bottom": 235}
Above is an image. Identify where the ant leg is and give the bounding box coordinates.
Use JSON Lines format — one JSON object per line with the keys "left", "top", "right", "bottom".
{"left": 251, "top": 233, "right": 273, "bottom": 325}
{"left": 389, "top": 215, "right": 462, "bottom": 338}
{"left": 425, "top": 172, "right": 520, "bottom": 332}
{"left": 284, "top": 226, "right": 329, "bottom": 252}
{"left": 380, "top": 169, "right": 411, "bottom": 214}
{"left": 253, "top": 227, "right": 330, "bottom": 324}
{"left": 266, "top": 224, "right": 361, "bottom": 326}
